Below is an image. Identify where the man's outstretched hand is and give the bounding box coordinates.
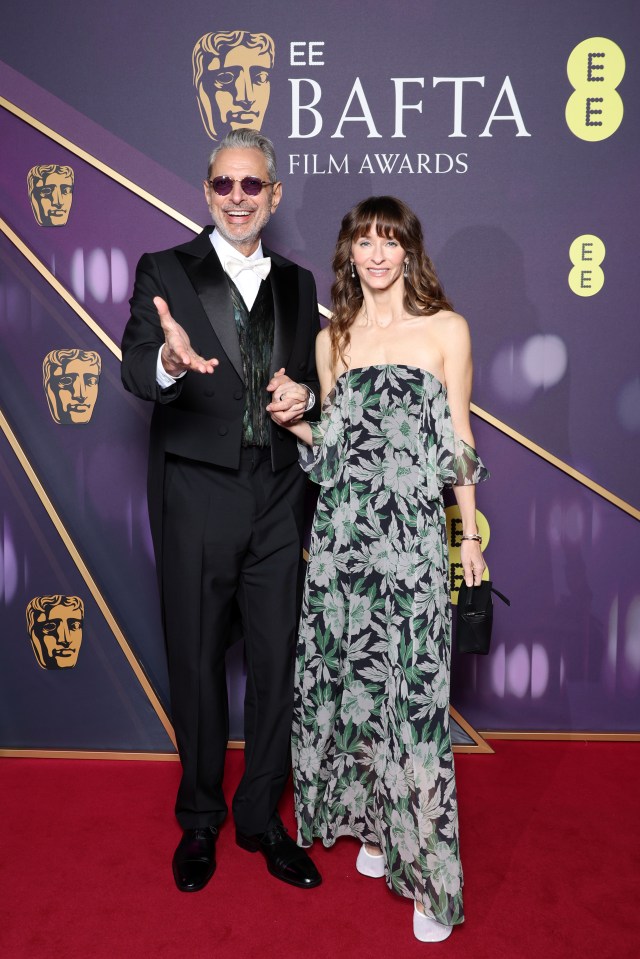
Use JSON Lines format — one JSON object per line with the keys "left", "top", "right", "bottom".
{"left": 155, "top": 296, "right": 218, "bottom": 377}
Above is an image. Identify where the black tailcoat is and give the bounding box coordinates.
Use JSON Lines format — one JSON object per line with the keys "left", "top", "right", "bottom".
{"left": 121, "top": 226, "right": 320, "bottom": 562}
{"left": 121, "top": 226, "right": 320, "bottom": 832}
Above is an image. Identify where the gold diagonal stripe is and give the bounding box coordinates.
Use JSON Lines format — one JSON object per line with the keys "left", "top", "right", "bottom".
{"left": 0, "top": 749, "right": 181, "bottom": 761}
{"left": 2, "top": 95, "right": 638, "bottom": 522}
{"left": 0, "top": 408, "right": 177, "bottom": 749}
{"left": 0, "top": 216, "right": 121, "bottom": 360}
{"left": 450, "top": 706, "right": 493, "bottom": 753}
{"left": 1, "top": 96, "right": 201, "bottom": 232}
{"left": 471, "top": 403, "right": 640, "bottom": 521}
{"left": 0, "top": 245, "right": 149, "bottom": 426}
{"left": 480, "top": 731, "right": 640, "bottom": 741}
{"left": 0, "top": 742, "right": 249, "bottom": 760}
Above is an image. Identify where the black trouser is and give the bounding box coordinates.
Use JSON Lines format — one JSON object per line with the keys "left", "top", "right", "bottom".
{"left": 161, "top": 448, "right": 306, "bottom": 835}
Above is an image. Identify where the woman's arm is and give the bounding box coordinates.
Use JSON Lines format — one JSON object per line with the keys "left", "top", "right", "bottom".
{"left": 270, "top": 328, "right": 335, "bottom": 445}
{"left": 440, "top": 312, "right": 486, "bottom": 587}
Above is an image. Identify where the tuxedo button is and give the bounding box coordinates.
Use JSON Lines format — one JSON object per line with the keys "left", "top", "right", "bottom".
{"left": 233, "top": 389, "right": 243, "bottom": 400}
{"left": 218, "top": 426, "right": 228, "bottom": 436}
{"left": 204, "top": 388, "right": 215, "bottom": 397}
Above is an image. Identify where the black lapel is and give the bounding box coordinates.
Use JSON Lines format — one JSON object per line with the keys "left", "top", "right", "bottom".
{"left": 176, "top": 231, "right": 243, "bottom": 382}
{"left": 269, "top": 253, "right": 299, "bottom": 374}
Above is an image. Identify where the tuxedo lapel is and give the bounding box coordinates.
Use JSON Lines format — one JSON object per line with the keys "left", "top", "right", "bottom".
{"left": 176, "top": 232, "right": 244, "bottom": 382}
{"left": 269, "top": 254, "right": 298, "bottom": 375}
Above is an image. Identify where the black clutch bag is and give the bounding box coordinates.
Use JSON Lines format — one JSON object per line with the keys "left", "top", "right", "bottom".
{"left": 456, "top": 581, "right": 510, "bottom": 655}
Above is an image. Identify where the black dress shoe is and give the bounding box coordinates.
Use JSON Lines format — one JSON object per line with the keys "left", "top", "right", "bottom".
{"left": 236, "top": 821, "right": 322, "bottom": 889}
{"left": 172, "top": 826, "right": 218, "bottom": 892}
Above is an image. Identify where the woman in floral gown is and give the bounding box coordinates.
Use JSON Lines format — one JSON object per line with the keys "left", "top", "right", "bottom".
{"left": 270, "top": 197, "right": 488, "bottom": 943}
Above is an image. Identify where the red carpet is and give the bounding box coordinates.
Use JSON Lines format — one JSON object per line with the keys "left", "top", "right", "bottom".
{"left": 0, "top": 743, "right": 638, "bottom": 959}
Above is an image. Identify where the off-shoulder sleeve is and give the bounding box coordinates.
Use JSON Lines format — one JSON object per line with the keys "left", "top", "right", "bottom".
{"left": 427, "top": 385, "right": 489, "bottom": 489}
{"left": 436, "top": 425, "right": 489, "bottom": 488}
{"left": 446, "top": 434, "right": 489, "bottom": 486}
{"left": 298, "top": 385, "right": 347, "bottom": 487}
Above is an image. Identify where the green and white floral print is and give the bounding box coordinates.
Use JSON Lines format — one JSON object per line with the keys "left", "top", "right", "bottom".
{"left": 293, "top": 365, "right": 488, "bottom": 926}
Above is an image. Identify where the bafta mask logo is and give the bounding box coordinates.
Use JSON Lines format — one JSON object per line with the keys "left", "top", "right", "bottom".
{"left": 43, "top": 349, "right": 101, "bottom": 425}
{"left": 192, "top": 30, "right": 275, "bottom": 140}
{"left": 26, "top": 595, "right": 84, "bottom": 670}
{"left": 28, "top": 165, "right": 74, "bottom": 226}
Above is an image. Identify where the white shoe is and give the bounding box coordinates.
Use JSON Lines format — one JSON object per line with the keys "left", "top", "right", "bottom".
{"left": 413, "top": 903, "right": 452, "bottom": 942}
{"left": 355, "top": 844, "right": 385, "bottom": 878}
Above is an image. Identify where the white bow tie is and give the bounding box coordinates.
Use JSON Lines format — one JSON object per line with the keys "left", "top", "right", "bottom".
{"left": 224, "top": 255, "right": 271, "bottom": 281}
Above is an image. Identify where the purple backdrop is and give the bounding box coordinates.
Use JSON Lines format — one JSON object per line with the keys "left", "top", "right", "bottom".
{"left": 1, "top": 0, "right": 638, "bottom": 750}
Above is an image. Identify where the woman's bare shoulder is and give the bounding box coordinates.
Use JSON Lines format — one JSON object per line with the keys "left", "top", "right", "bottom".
{"left": 315, "top": 326, "right": 332, "bottom": 364}
{"left": 432, "top": 308, "right": 468, "bottom": 328}
{"left": 316, "top": 325, "right": 331, "bottom": 348}
{"left": 431, "top": 309, "right": 470, "bottom": 344}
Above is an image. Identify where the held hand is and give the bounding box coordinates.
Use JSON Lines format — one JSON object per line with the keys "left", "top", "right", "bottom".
{"left": 155, "top": 296, "right": 218, "bottom": 376}
{"left": 461, "top": 539, "right": 486, "bottom": 588}
{"left": 266, "top": 367, "right": 309, "bottom": 425}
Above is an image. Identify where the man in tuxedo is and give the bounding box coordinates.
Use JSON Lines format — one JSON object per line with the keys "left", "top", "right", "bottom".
{"left": 121, "top": 129, "right": 321, "bottom": 893}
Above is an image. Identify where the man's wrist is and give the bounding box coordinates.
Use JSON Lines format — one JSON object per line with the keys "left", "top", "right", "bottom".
{"left": 156, "top": 346, "right": 186, "bottom": 387}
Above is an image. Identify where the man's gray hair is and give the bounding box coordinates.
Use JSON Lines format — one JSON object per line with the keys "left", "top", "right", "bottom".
{"left": 207, "top": 129, "right": 278, "bottom": 183}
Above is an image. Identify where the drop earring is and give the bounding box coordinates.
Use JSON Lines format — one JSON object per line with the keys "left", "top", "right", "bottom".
{"left": 350, "top": 262, "right": 355, "bottom": 278}
{"left": 403, "top": 260, "right": 409, "bottom": 277}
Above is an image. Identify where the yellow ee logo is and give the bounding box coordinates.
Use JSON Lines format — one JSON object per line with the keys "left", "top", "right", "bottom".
{"left": 566, "top": 37, "right": 625, "bottom": 141}
{"left": 445, "top": 506, "right": 490, "bottom": 606}
{"left": 569, "top": 234, "right": 605, "bottom": 296}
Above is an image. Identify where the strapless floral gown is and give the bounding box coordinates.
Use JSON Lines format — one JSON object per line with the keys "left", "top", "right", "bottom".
{"left": 292, "top": 365, "right": 488, "bottom": 925}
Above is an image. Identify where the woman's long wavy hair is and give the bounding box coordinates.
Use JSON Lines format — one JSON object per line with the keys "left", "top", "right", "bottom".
{"left": 329, "top": 196, "right": 453, "bottom": 371}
